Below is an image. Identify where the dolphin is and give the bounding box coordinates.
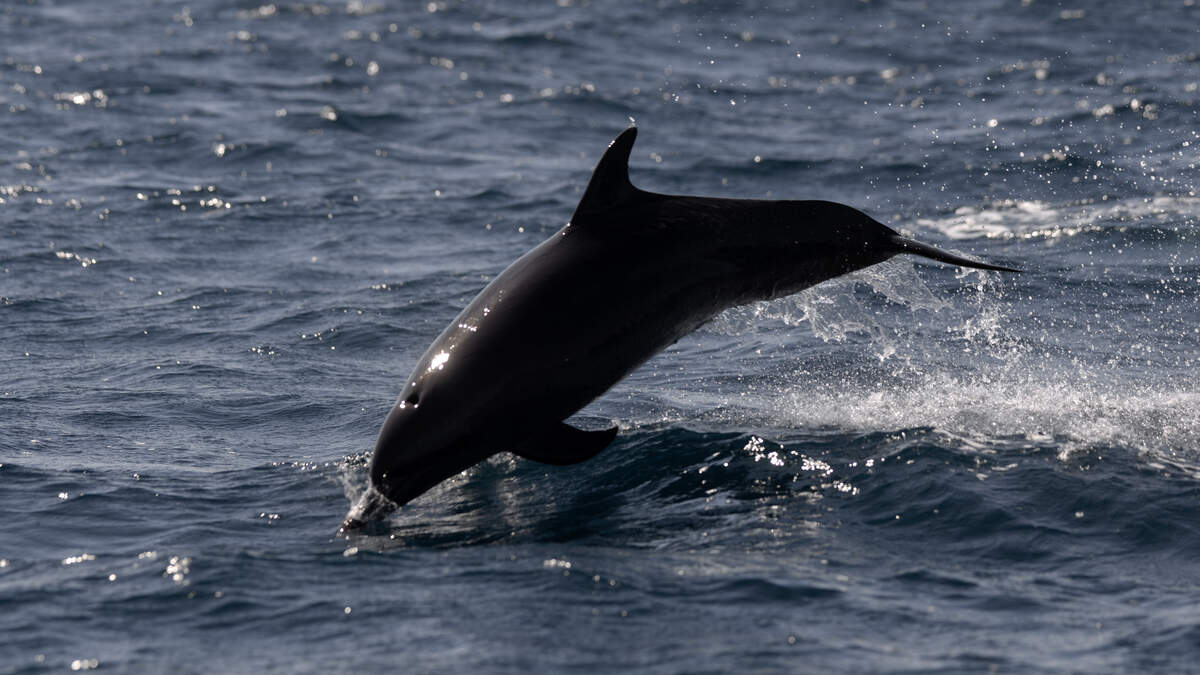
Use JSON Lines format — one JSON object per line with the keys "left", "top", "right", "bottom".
{"left": 341, "top": 127, "right": 1018, "bottom": 531}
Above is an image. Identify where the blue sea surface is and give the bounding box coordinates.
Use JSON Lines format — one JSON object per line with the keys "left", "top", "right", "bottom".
{"left": 4, "top": 0, "right": 1200, "bottom": 672}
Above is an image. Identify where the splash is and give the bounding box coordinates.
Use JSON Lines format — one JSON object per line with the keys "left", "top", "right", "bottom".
{"left": 338, "top": 452, "right": 371, "bottom": 504}
{"left": 688, "top": 202, "right": 1200, "bottom": 465}
{"left": 707, "top": 258, "right": 985, "bottom": 360}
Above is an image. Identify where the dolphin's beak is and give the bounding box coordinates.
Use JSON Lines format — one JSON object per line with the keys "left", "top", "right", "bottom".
{"left": 339, "top": 486, "right": 397, "bottom": 533}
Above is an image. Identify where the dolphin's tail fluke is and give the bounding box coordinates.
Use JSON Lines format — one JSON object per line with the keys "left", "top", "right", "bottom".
{"left": 889, "top": 235, "right": 1021, "bottom": 273}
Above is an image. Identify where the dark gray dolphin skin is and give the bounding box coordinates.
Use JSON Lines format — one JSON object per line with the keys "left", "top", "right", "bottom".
{"left": 341, "top": 127, "right": 1018, "bottom": 531}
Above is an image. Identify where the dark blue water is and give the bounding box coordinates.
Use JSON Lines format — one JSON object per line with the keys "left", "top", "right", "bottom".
{"left": 4, "top": 1, "right": 1200, "bottom": 672}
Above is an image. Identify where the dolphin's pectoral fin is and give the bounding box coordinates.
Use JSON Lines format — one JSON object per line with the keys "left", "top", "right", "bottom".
{"left": 511, "top": 423, "right": 619, "bottom": 466}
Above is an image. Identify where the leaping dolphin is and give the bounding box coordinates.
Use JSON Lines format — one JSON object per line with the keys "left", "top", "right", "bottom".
{"left": 341, "top": 127, "right": 1018, "bottom": 531}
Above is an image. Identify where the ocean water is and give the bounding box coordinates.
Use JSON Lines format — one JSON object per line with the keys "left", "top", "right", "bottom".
{"left": 3, "top": 0, "right": 1200, "bottom": 672}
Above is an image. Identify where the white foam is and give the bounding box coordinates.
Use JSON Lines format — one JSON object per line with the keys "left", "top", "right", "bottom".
{"left": 774, "top": 374, "right": 1200, "bottom": 458}
{"left": 678, "top": 251, "right": 1200, "bottom": 467}
{"left": 911, "top": 195, "right": 1200, "bottom": 241}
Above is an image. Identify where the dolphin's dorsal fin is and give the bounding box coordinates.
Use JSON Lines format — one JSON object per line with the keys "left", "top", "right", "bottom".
{"left": 571, "top": 127, "right": 639, "bottom": 221}
{"left": 511, "top": 423, "right": 618, "bottom": 465}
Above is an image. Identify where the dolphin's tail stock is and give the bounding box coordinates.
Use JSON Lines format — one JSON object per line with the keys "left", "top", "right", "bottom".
{"left": 889, "top": 235, "right": 1021, "bottom": 273}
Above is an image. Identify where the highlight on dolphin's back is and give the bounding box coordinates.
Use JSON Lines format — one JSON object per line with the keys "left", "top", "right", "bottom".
{"left": 340, "top": 127, "right": 1020, "bottom": 532}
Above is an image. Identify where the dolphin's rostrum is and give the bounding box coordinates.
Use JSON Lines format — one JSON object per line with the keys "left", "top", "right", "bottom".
{"left": 342, "top": 127, "right": 1018, "bottom": 531}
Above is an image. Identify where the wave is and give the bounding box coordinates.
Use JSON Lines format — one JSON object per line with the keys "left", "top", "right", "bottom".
{"left": 333, "top": 407, "right": 1200, "bottom": 556}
